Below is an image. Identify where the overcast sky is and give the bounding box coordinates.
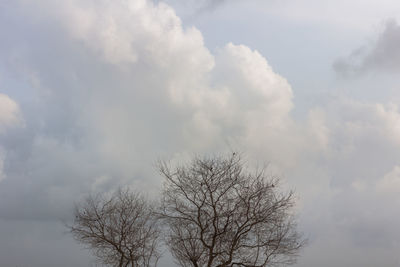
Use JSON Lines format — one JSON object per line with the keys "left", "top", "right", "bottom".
{"left": 1, "top": 0, "right": 400, "bottom": 266}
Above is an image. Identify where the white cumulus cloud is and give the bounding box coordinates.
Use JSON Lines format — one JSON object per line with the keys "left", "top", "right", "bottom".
{"left": 0, "top": 93, "right": 22, "bottom": 133}
{"left": 1, "top": 0, "right": 400, "bottom": 267}
{"left": 0, "top": 93, "right": 22, "bottom": 182}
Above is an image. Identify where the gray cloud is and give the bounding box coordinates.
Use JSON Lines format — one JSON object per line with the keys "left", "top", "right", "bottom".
{"left": 198, "top": 0, "right": 228, "bottom": 11}
{"left": 160, "top": 0, "right": 235, "bottom": 15}
{"left": 1, "top": 1, "right": 400, "bottom": 267}
{"left": 334, "top": 19, "right": 400, "bottom": 77}
{"left": 0, "top": 0, "right": 303, "bottom": 265}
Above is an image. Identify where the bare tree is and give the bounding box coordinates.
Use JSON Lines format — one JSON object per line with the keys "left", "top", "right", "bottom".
{"left": 68, "top": 188, "right": 161, "bottom": 267}
{"left": 159, "top": 153, "right": 305, "bottom": 267}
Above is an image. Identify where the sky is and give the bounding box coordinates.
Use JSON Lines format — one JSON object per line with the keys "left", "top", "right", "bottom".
{"left": 1, "top": 0, "right": 400, "bottom": 266}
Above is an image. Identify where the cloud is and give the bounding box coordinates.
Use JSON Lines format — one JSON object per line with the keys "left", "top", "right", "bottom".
{"left": 0, "top": 94, "right": 22, "bottom": 182}
{"left": 0, "top": 94, "right": 22, "bottom": 133}
{"left": 198, "top": 0, "right": 229, "bottom": 12}
{"left": 0, "top": 0, "right": 301, "bottom": 223}
{"left": 161, "top": 0, "right": 230, "bottom": 13}
{"left": 0, "top": 1, "right": 318, "bottom": 265}
{"left": 377, "top": 165, "right": 400, "bottom": 194}
{"left": 288, "top": 97, "right": 400, "bottom": 267}
{"left": 1, "top": 0, "right": 400, "bottom": 266}
{"left": 0, "top": 149, "right": 5, "bottom": 182}
{"left": 334, "top": 19, "right": 400, "bottom": 77}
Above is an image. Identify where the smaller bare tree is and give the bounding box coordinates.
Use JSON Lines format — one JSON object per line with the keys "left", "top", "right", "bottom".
{"left": 159, "top": 153, "right": 305, "bottom": 267}
{"left": 68, "top": 188, "right": 161, "bottom": 267}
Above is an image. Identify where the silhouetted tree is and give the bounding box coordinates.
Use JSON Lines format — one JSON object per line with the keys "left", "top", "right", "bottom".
{"left": 159, "top": 153, "right": 304, "bottom": 267}
{"left": 69, "top": 188, "right": 161, "bottom": 267}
